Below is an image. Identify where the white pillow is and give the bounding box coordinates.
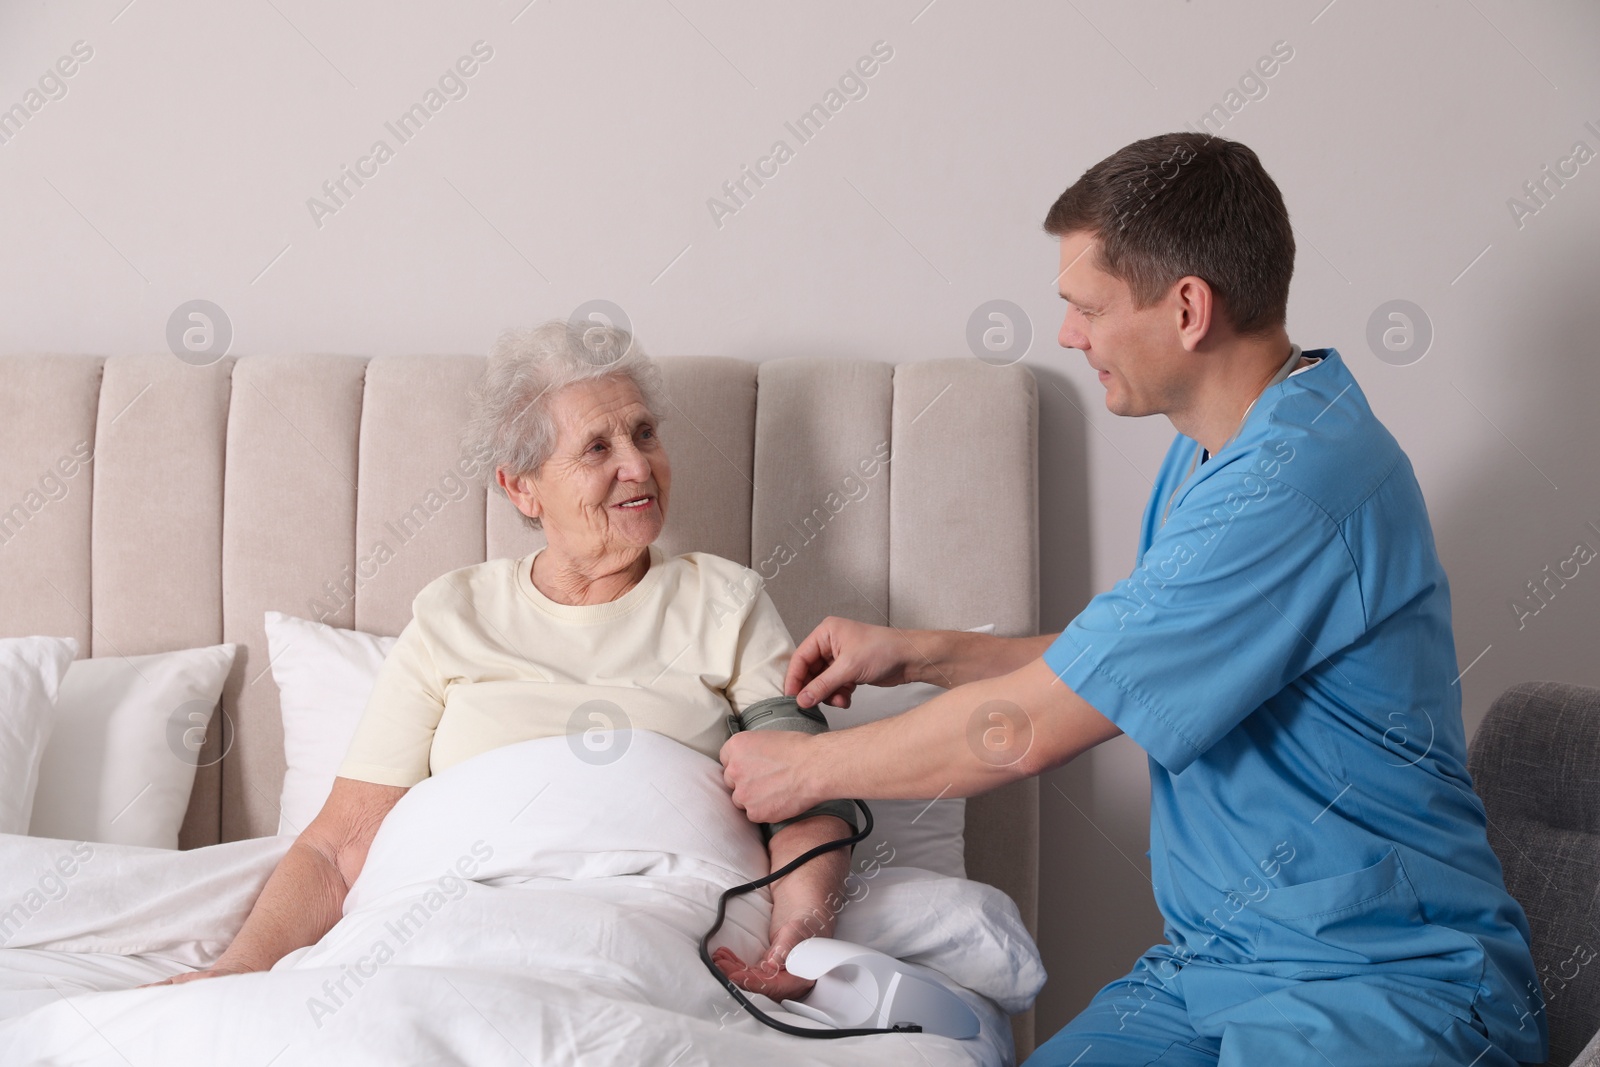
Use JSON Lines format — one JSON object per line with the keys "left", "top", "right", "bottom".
{"left": 0, "top": 636, "right": 79, "bottom": 834}
{"left": 263, "top": 611, "right": 396, "bottom": 835}
{"left": 821, "top": 623, "right": 995, "bottom": 880}
{"left": 29, "top": 643, "right": 237, "bottom": 849}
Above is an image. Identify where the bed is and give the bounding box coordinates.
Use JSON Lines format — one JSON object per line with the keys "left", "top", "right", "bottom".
{"left": 0, "top": 351, "right": 1043, "bottom": 1064}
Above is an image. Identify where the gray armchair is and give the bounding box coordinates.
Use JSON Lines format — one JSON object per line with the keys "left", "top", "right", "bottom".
{"left": 1468, "top": 681, "right": 1600, "bottom": 1067}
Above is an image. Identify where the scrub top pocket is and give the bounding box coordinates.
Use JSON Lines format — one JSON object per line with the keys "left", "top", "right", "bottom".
{"left": 1246, "top": 846, "right": 1488, "bottom": 1018}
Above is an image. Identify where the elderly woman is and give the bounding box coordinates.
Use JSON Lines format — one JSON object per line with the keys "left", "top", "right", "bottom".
{"left": 151, "top": 321, "right": 851, "bottom": 1000}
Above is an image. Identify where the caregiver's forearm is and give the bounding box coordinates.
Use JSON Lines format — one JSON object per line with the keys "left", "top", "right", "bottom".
{"left": 212, "top": 839, "right": 349, "bottom": 973}
{"left": 911, "top": 630, "right": 1060, "bottom": 689}
{"left": 811, "top": 658, "right": 1119, "bottom": 801}
{"left": 766, "top": 815, "right": 852, "bottom": 935}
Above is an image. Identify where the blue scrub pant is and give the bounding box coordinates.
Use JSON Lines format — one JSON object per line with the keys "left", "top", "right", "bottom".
{"left": 1024, "top": 951, "right": 1521, "bottom": 1067}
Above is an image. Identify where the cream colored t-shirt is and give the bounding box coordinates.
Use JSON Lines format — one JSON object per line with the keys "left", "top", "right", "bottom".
{"left": 336, "top": 544, "right": 796, "bottom": 787}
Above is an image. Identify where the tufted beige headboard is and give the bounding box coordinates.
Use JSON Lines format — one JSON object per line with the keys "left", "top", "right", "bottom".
{"left": 0, "top": 352, "right": 1041, "bottom": 1055}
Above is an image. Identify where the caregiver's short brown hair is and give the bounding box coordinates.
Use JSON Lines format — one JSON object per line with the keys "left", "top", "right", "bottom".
{"left": 1043, "top": 133, "right": 1295, "bottom": 336}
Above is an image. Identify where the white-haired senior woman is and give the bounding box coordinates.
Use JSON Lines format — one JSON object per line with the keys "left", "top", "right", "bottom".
{"left": 147, "top": 321, "right": 853, "bottom": 1000}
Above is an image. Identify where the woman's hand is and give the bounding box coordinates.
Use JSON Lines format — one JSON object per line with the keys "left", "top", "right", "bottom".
{"left": 137, "top": 963, "right": 252, "bottom": 989}
{"left": 711, "top": 814, "right": 853, "bottom": 1004}
{"left": 144, "top": 777, "right": 408, "bottom": 993}
{"left": 710, "top": 912, "right": 818, "bottom": 1002}
{"left": 784, "top": 616, "right": 932, "bottom": 709}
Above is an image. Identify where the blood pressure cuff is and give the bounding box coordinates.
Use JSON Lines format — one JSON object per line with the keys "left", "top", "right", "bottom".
{"left": 728, "top": 695, "right": 861, "bottom": 842}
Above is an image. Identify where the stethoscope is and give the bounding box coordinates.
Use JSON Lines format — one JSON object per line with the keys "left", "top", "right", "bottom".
{"left": 1160, "top": 346, "right": 1309, "bottom": 528}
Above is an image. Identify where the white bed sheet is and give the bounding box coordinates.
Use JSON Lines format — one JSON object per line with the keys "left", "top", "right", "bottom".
{"left": 0, "top": 731, "right": 1045, "bottom": 1066}
{"left": 0, "top": 949, "right": 187, "bottom": 1020}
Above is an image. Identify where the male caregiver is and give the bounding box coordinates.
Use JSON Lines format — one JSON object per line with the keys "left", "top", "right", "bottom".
{"left": 719, "top": 132, "right": 1545, "bottom": 1067}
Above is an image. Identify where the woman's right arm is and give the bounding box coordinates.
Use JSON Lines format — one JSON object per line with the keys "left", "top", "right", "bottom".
{"left": 146, "top": 776, "right": 408, "bottom": 986}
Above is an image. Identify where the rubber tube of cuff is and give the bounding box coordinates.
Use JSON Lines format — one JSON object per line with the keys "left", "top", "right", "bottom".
{"left": 697, "top": 798, "right": 923, "bottom": 1038}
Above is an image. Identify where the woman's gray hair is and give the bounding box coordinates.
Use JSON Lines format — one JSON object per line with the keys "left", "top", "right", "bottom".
{"left": 462, "top": 320, "right": 669, "bottom": 531}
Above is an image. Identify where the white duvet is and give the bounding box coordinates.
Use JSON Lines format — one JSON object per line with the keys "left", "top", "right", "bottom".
{"left": 0, "top": 730, "right": 1044, "bottom": 1066}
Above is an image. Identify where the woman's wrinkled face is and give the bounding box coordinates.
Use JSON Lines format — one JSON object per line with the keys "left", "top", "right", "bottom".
{"left": 523, "top": 377, "right": 669, "bottom": 560}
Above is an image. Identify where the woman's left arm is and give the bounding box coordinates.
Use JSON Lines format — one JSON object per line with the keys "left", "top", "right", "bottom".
{"left": 710, "top": 813, "right": 852, "bottom": 1000}
{"left": 713, "top": 575, "right": 853, "bottom": 998}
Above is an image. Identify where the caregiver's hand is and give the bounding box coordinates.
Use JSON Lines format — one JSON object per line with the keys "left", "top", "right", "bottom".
{"left": 721, "top": 730, "right": 824, "bottom": 824}
{"left": 785, "top": 616, "right": 924, "bottom": 709}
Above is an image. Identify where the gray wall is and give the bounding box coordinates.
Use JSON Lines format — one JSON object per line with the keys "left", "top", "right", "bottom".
{"left": 3, "top": 0, "right": 1597, "bottom": 1041}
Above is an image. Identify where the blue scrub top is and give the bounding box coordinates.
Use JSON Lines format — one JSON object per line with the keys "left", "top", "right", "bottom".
{"left": 1043, "top": 348, "right": 1546, "bottom": 1062}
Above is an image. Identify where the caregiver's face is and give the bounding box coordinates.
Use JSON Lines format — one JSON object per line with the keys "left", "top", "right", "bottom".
{"left": 1056, "top": 230, "right": 1187, "bottom": 419}
{"left": 530, "top": 376, "right": 670, "bottom": 557}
